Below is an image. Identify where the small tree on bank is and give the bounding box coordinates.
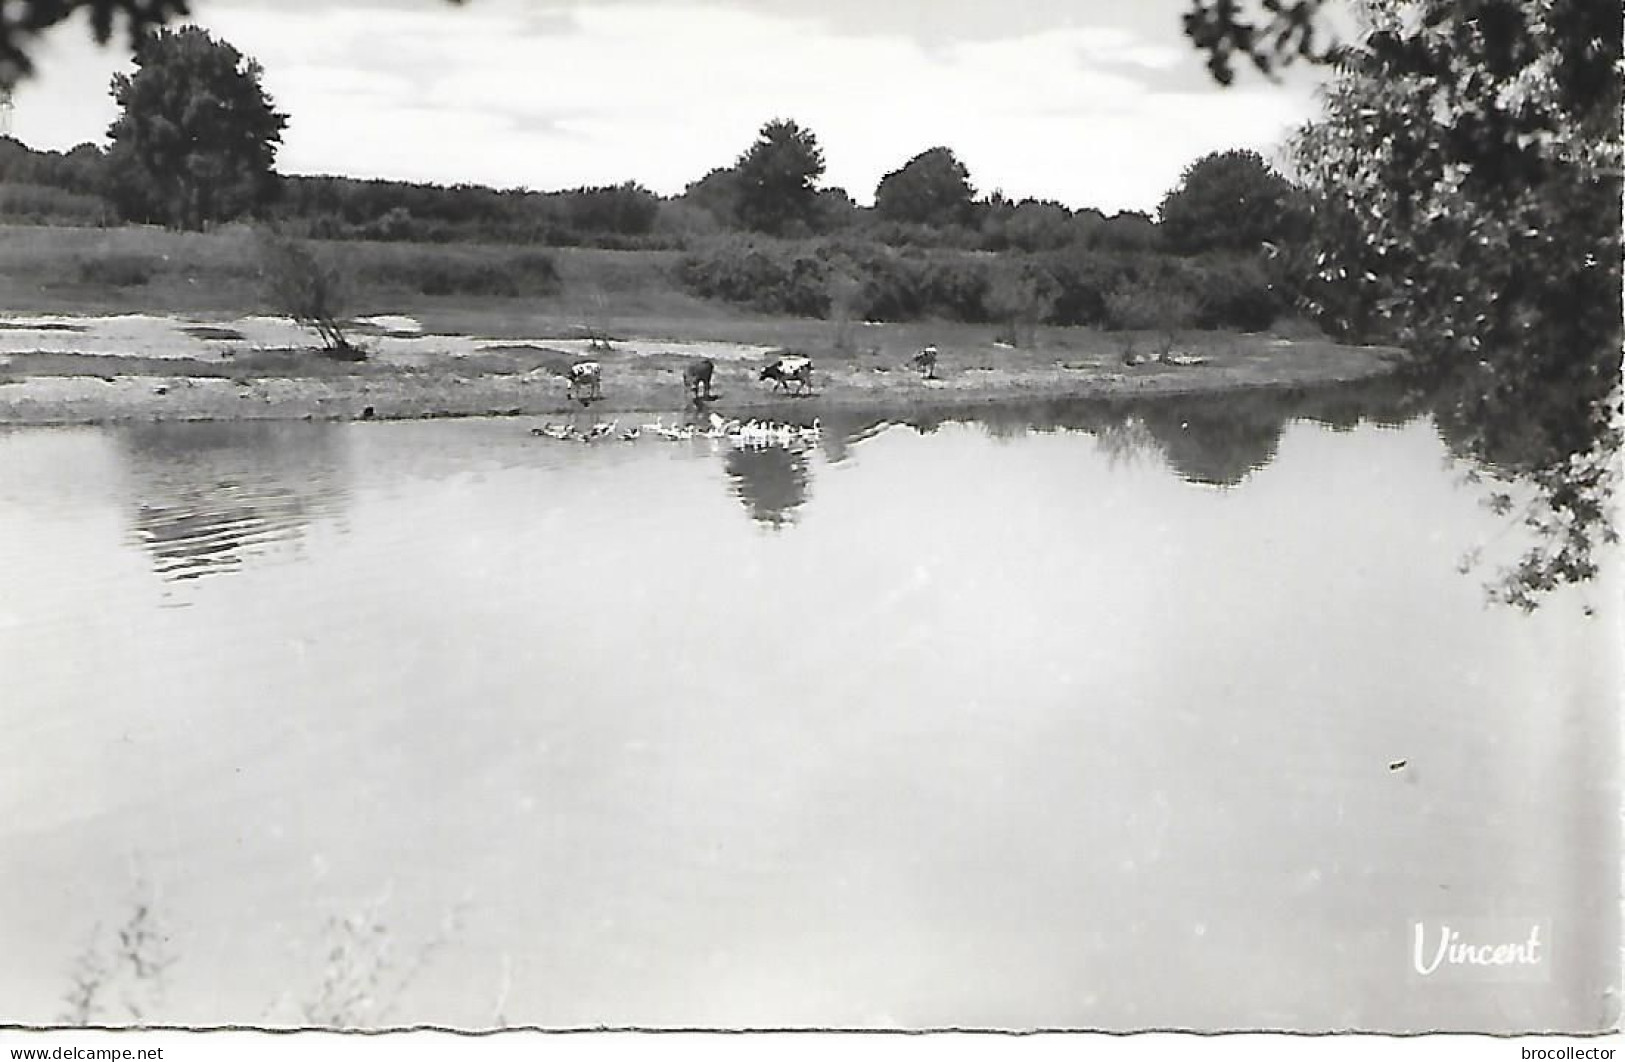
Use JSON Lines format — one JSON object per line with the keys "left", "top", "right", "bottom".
{"left": 106, "top": 26, "right": 287, "bottom": 230}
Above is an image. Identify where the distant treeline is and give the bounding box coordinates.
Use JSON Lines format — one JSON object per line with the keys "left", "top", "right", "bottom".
{"left": 0, "top": 136, "right": 1163, "bottom": 249}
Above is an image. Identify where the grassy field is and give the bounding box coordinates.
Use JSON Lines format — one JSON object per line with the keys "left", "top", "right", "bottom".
{"left": 0, "top": 222, "right": 716, "bottom": 322}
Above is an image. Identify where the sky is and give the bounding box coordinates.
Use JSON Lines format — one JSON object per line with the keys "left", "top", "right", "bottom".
{"left": 7, "top": 0, "right": 1337, "bottom": 215}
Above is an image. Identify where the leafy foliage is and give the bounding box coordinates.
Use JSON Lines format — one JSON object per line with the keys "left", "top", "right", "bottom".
{"left": 680, "top": 166, "right": 742, "bottom": 229}
{"left": 257, "top": 230, "right": 357, "bottom": 356}
{"left": 984, "top": 262, "right": 1058, "bottom": 347}
{"left": 874, "top": 147, "right": 976, "bottom": 228}
{"left": 76, "top": 250, "right": 159, "bottom": 286}
{"left": 59, "top": 878, "right": 177, "bottom": 1027}
{"left": 1292, "top": 0, "right": 1622, "bottom": 608}
{"left": 1157, "top": 148, "right": 1309, "bottom": 255}
{"left": 0, "top": 0, "right": 194, "bottom": 85}
{"left": 0, "top": 136, "right": 105, "bottom": 193}
{"left": 1181, "top": 0, "right": 1340, "bottom": 85}
{"left": 732, "top": 119, "right": 826, "bottom": 236}
{"left": 105, "top": 26, "right": 287, "bottom": 230}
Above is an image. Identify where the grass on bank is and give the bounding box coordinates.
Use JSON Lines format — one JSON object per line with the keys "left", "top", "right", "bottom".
{"left": 0, "top": 222, "right": 710, "bottom": 321}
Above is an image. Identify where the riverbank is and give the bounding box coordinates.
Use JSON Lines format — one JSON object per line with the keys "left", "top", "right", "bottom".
{"left": 0, "top": 311, "right": 1403, "bottom": 426}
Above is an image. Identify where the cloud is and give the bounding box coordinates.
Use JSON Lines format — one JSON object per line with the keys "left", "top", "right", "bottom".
{"left": 10, "top": 0, "right": 1327, "bottom": 213}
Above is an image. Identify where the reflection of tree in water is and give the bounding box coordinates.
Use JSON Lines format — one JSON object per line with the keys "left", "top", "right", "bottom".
{"left": 724, "top": 445, "right": 812, "bottom": 529}
{"left": 813, "top": 413, "right": 890, "bottom": 464}
{"left": 974, "top": 379, "right": 1428, "bottom": 485}
{"left": 1122, "top": 379, "right": 1424, "bottom": 487}
{"left": 717, "top": 379, "right": 1431, "bottom": 521}
{"left": 114, "top": 422, "right": 351, "bottom": 582}
{"left": 1092, "top": 416, "right": 1163, "bottom": 470}
{"left": 1138, "top": 402, "right": 1285, "bottom": 488}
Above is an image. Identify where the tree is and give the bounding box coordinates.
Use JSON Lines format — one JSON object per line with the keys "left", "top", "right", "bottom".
{"left": 1002, "top": 199, "right": 1075, "bottom": 252}
{"left": 257, "top": 230, "right": 358, "bottom": 357}
{"left": 680, "top": 167, "right": 741, "bottom": 228}
{"left": 1093, "top": 210, "right": 1160, "bottom": 253}
{"left": 105, "top": 26, "right": 287, "bottom": 230}
{"left": 732, "top": 118, "right": 825, "bottom": 236}
{"left": 1157, "top": 148, "right": 1309, "bottom": 255}
{"left": 558, "top": 181, "right": 659, "bottom": 236}
{"left": 812, "top": 186, "right": 861, "bottom": 232}
{"left": 984, "top": 262, "right": 1059, "bottom": 348}
{"left": 1290, "top": 0, "right": 1621, "bottom": 609}
{"left": 873, "top": 147, "right": 975, "bottom": 228}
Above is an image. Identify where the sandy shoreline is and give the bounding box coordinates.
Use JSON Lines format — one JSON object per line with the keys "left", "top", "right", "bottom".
{"left": 0, "top": 312, "right": 1404, "bottom": 426}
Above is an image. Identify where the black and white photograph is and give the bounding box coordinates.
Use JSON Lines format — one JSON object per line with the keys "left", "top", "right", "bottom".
{"left": 0, "top": 0, "right": 1619, "bottom": 1047}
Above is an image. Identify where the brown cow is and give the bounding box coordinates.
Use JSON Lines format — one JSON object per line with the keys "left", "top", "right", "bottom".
{"left": 683, "top": 358, "right": 715, "bottom": 400}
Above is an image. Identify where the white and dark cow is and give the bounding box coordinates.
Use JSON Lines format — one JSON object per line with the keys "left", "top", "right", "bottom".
{"left": 910, "top": 345, "right": 939, "bottom": 379}
{"left": 566, "top": 360, "right": 602, "bottom": 402}
{"left": 759, "top": 354, "right": 814, "bottom": 395}
{"left": 683, "top": 358, "right": 716, "bottom": 401}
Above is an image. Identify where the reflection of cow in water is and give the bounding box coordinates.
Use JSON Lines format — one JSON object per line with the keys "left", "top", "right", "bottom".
{"left": 910, "top": 345, "right": 939, "bottom": 379}
{"left": 566, "top": 361, "right": 602, "bottom": 402}
{"left": 684, "top": 358, "right": 715, "bottom": 400}
{"left": 760, "top": 354, "right": 813, "bottom": 395}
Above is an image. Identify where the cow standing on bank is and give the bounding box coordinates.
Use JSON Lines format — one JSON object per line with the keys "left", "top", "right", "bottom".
{"left": 566, "top": 361, "right": 602, "bottom": 402}
{"left": 684, "top": 358, "right": 715, "bottom": 401}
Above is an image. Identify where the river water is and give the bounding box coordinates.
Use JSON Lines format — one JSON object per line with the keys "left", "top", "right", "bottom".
{"left": 0, "top": 385, "right": 1617, "bottom": 1031}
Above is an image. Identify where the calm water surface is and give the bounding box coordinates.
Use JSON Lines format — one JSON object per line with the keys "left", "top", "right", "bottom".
{"left": 0, "top": 388, "right": 1617, "bottom": 1031}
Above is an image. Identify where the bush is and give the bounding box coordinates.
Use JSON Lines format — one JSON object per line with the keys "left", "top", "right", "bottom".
{"left": 75, "top": 252, "right": 160, "bottom": 287}
{"left": 679, "top": 237, "right": 1064, "bottom": 325}
{"left": 257, "top": 231, "right": 357, "bottom": 355}
{"left": 1103, "top": 278, "right": 1197, "bottom": 332}
{"left": 913, "top": 257, "right": 992, "bottom": 321}
{"left": 356, "top": 247, "right": 562, "bottom": 298}
{"left": 416, "top": 259, "right": 513, "bottom": 296}
{"left": 675, "top": 238, "right": 831, "bottom": 317}
{"left": 858, "top": 218, "right": 983, "bottom": 250}
{"left": 1188, "top": 255, "right": 1284, "bottom": 331}
{"left": 985, "top": 263, "right": 1059, "bottom": 346}
{"left": 1039, "top": 248, "right": 1119, "bottom": 326}
{"left": 0, "top": 183, "right": 115, "bottom": 226}
{"left": 557, "top": 182, "right": 660, "bottom": 236}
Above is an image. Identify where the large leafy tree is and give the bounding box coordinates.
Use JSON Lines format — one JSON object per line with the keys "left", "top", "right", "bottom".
{"left": 104, "top": 25, "right": 287, "bottom": 230}
{"left": 873, "top": 146, "right": 975, "bottom": 228}
{"left": 732, "top": 118, "right": 825, "bottom": 236}
{"left": 1157, "top": 148, "right": 1308, "bottom": 255}
{"left": 1279, "top": 0, "right": 1622, "bottom": 609}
